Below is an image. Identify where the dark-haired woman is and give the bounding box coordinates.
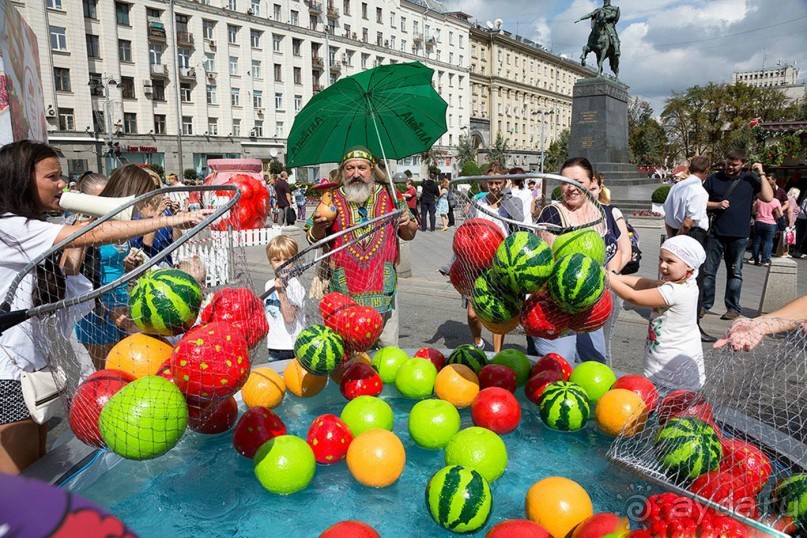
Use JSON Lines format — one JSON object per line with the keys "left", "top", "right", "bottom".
{"left": 0, "top": 140, "right": 210, "bottom": 473}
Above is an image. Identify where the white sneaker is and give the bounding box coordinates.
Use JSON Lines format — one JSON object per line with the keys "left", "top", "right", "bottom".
{"left": 474, "top": 340, "right": 485, "bottom": 351}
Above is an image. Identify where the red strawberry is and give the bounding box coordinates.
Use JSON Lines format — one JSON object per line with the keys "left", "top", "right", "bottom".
{"left": 327, "top": 305, "right": 383, "bottom": 352}
{"left": 719, "top": 437, "right": 771, "bottom": 496}
{"left": 200, "top": 287, "right": 269, "bottom": 349}
{"left": 232, "top": 406, "right": 287, "bottom": 458}
{"left": 319, "top": 292, "right": 357, "bottom": 321}
{"left": 306, "top": 413, "right": 353, "bottom": 464}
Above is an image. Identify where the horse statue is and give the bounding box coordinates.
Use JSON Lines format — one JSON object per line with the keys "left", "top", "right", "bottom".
{"left": 576, "top": 0, "right": 621, "bottom": 79}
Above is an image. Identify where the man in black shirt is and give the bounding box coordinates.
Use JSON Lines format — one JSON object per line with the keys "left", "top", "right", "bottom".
{"left": 275, "top": 171, "right": 294, "bottom": 225}
{"left": 702, "top": 150, "right": 773, "bottom": 321}
{"left": 420, "top": 174, "right": 440, "bottom": 232}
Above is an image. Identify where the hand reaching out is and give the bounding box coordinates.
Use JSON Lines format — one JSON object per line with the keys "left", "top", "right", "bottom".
{"left": 713, "top": 318, "right": 766, "bottom": 351}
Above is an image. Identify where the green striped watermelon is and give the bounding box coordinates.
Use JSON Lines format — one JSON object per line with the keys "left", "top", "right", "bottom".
{"left": 425, "top": 465, "right": 492, "bottom": 533}
{"left": 538, "top": 381, "right": 590, "bottom": 431}
{"left": 654, "top": 417, "right": 722, "bottom": 481}
{"left": 547, "top": 253, "right": 605, "bottom": 314}
{"left": 772, "top": 473, "right": 807, "bottom": 529}
{"left": 294, "top": 325, "right": 345, "bottom": 376}
{"left": 129, "top": 269, "right": 202, "bottom": 336}
{"left": 552, "top": 229, "right": 606, "bottom": 264}
{"left": 470, "top": 269, "right": 525, "bottom": 324}
{"left": 447, "top": 344, "right": 489, "bottom": 374}
{"left": 492, "top": 231, "right": 554, "bottom": 294}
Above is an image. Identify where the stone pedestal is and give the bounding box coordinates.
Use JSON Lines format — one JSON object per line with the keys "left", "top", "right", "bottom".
{"left": 758, "top": 257, "right": 798, "bottom": 314}
{"left": 397, "top": 240, "right": 412, "bottom": 278}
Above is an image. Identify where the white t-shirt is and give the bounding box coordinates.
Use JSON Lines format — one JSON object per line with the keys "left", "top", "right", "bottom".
{"left": 644, "top": 278, "right": 705, "bottom": 390}
{"left": 264, "top": 277, "right": 306, "bottom": 350}
{"left": 512, "top": 188, "right": 533, "bottom": 224}
{"left": 663, "top": 175, "right": 709, "bottom": 231}
{"left": 0, "top": 216, "right": 62, "bottom": 380}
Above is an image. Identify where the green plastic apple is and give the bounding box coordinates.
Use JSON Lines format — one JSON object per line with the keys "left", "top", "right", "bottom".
{"left": 371, "top": 346, "right": 410, "bottom": 384}
{"left": 491, "top": 349, "right": 532, "bottom": 386}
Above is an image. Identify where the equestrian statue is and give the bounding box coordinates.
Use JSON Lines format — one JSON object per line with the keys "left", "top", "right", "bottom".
{"left": 576, "top": 0, "right": 621, "bottom": 79}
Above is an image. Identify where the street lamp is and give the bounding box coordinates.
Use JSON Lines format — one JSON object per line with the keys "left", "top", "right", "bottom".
{"left": 89, "top": 76, "right": 119, "bottom": 173}
{"left": 533, "top": 109, "right": 554, "bottom": 173}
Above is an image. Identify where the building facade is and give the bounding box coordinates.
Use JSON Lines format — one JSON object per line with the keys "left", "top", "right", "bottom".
{"left": 732, "top": 64, "right": 806, "bottom": 104}
{"left": 16, "top": 0, "right": 469, "bottom": 180}
{"left": 469, "top": 25, "right": 590, "bottom": 171}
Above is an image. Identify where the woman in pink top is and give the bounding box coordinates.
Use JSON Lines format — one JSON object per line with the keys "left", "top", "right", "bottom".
{"left": 751, "top": 195, "right": 782, "bottom": 266}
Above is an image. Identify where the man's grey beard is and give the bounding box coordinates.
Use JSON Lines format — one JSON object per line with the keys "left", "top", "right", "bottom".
{"left": 344, "top": 179, "right": 374, "bottom": 204}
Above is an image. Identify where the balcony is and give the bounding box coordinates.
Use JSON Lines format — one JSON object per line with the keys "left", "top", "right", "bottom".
{"left": 330, "top": 62, "right": 341, "bottom": 74}
{"left": 311, "top": 56, "right": 323, "bottom": 69}
{"left": 148, "top": 26, "right": 166, "bottom": 43}
{"left": 326, "top": 4, "right": 339, "bottom": 18}
{"left": 305, "top": 0, "right": 322, "bottom": 14}
{"left": 179, "top": 67, "right": 196, "bottom": 80}
{"left": 150, "top": 64, "right": 169, "bottom": 78}
{"left": 412, "top": 32, "right": 423, "bottom": 43}
{"left": 176, "top": 32, "right": 194, "bottom": 46}
{"left": 312, "top": 83, "right": 322, "bottom": 93}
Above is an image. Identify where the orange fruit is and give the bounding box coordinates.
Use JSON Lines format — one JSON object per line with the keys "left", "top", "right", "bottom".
{"left": 480, "top": 316, "right": 520, "bottom": 335}
{"left": 434, "top": 364, "right": 480, "bottom": 409}
{"left": 283, "top": 359, "right": 328, "bottom": 398}
{"left": 525, "top": 476, "right": 593, "bottom": 538}
{"left": 106, "top": 333, "right": 173, "bottom": 379}
{"left": 346, "top": 429, "right": 406, "bottom": 488}
{"left": 594, "top": 388, "right": 648, "bottom": 437}
{"left": 241, "top": 367, "right": 286, "bottom": 408}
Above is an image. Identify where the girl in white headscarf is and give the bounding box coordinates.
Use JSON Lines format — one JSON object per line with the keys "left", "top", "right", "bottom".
{"left": 608, "top": 235, "right": 707, "bottom": 390}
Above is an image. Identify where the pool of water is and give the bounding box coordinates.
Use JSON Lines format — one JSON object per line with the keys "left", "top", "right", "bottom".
{"left": 70, "top": 380, "right": 660, "bottom": 537}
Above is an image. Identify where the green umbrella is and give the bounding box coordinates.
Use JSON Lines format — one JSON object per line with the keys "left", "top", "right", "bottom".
{"left": 286, "top": 61, "right": 448, "bottom": 167}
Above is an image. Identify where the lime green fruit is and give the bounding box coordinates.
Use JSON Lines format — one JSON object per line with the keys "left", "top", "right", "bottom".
{"left": 444, "top": 426, "right": 508, "bottom": 483}
{"left": 569, "top": 361, "right": 616, "bottom": 403}
{"left": 340, "top": 395, "right": 394, "bottom": 436}
{"left": 491, "top": 349, "right": 532, "bottom": 386}
{"left": 395, "top": 357, "right": 438, "bottom": 399}
{"left": 253, "top": 435, "right": 316, "bottom": 494}
{"left": 408, "top": 399, "right": 461, "bottom": 449}
{"left": 371, "top": 346, "right": 410, "bottom": 384}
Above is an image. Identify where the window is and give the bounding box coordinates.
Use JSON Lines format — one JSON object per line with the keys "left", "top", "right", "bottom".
{"left": 361, "top": 53, "right": 369, "bottom": 69}
{"left": 206, "top": 84, "right": 217, "bottom": 104}
{"left": 231, "top": 87, "right": 240, "bottom": 106}
{"left": 275, "top": 92, "right": 283, "bottom": 109}
{"left": 251, "top": 0, "right": 261, "bottom": 16}
{"left": 362, "top": 28, "right": 368, "bottom": 42}
{"left": 147, "top": 8, "right": 161, "bottom": 18}
{"left": 154, "top": 114, "right": 166, "bottom": 134}
{"left": 273, "top": 4, "right": 281, "bottom": 20}
{"left": 290, "top": 10, "right": 299, "bottom": 26}
{"left": 180, "top": 83, "right": 192, "bottom": 102}
{"left": 175, "top": 14, "right": 188, "bottom": 34}
{"left": 182, "top": 116, "right": 193, "bottom": 135}
{"left": 253, "top": 120, "right": 263, "bottom": 137}
{"left": 86, "top": 34, "right": 100, "bottom": 58}
{"left": 120, "top": 77, "right": 135, "bottom": 98}
{"left": 376, "top": 32, "right": 383, "bottom": 46}
{"left": 47, "top": 0, "right": 63, "bottom": 9}
{"left": 400, "top": 16, "right": 406, "bottom": 32}
{"left": 390, "top": 11, "right": 395, "bottom": 26}
{"left": 343, "top": 0, "right": 350, "bottom": 15}
{"left": 309, "top": 15, "right": 317, "bottom": 31}
{"left": 293, "top": 67, "right": 302, "bottom": 84}
{"left": 274, "top": 64, "right": 282, "bottom": 81}
{"left": 83, "top": 0, "right": 97, "bottom": 18}
{"left": 229, "top": 56, "right": 239, "bottom": 76}
{"left": 361, "top": 3, "right": 367, "bottom": 19}
{"left": 88, "top": 73, "right": 103, "bottom": 96}
{"left": 449, "top": 31, "right": 453, "bottom": 45}
{"left": 275, "top": 121, "right": 284, "bottom": 137}
{"left": 253, "top": 89, "right": 263, "bottom": 108}
{"left": 152, "top": 80, "right": 166, "bottom": 101}
{"left": 208, "top": 118, "right": 219, "bottom": 135}
{"left": 177, "top": 48, "right": 191, "bottom": 69}
{"left": 115, "top": 2, "right": 130, "bottom": 25}
{"left": 204, "top": 52, "right": 215, "bottom": 72}
{"left": 123, "top": 112, "right": 137, "bottom": 134}
{"left": 292, "top": 39, "right": 302, "bottom": 56}
{"left": 294, "top": 94, "right": 302, "bottom": 111}
{"left": 50, "top": 27, "right": 67, "bottom": 51}
{"left": 252, "top": 60, "right": 262, "bottom": 78}
{"left": 228, "top": 25, "right": 238, "bottom": 44}
{"left": 273, "top": 34, "right": 282, "bottom": 52}
{"left": 149, "top": 44, "right": 163, "bottom": 65}
{"left": 53, "top": 68, "right": 71, "bottom": 92}
{"left": 118, "top": 40, "right": 132, "bottom": 62}
{"left": 250, "top": 30, "right": 262, "bottom": 48}
{"left": 58, "top": 108, "right": 74, "bottom": 131}
{"left": 376, "top": 7, "right": 382, "bottom": 23}
{"left": 203, "top": 20, "right": 215, "bottom": 40}
{"left": 228, "top": 0, "right": 237, "bottom": 9}
{"left": 232, "top": 118, "right": 241, "bottom": 137}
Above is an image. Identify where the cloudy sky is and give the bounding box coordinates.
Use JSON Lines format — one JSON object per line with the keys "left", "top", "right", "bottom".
{"left": 442, "top": 0, "right": 807, "bottom": 115}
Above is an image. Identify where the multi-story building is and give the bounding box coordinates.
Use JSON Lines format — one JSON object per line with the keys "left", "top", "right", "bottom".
{"left": 469, "top": 24, "right": 590, "bottom": 171}
{"left": 16, "top": 0, "right": 469, "bottom": 180}
{"left": 732, "top": 64, "right": 806, "bottom": 103}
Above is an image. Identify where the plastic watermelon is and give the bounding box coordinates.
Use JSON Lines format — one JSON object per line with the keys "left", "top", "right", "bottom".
{"left": 538, "top": 381, "right": 591, "bottom": 431}
{"left": 470, "top": 269, "right": 524, "bottom": 324}
{"left": 129, "top": 269, "right": 202, "bottom": 336}
{"left": 493, "top": 231, "right": 554, "bottom": 294}
{"left": 200, "top": 287, "right": 269, "bottom": 348}
{"left": 447, "top": 344, "right": 489, "bottom": 374}
{"left": 772, "top": 473, "right": 807, "bottom": 531}
{"left": 425, "top": 465, "right": 492, "bottom": 533}
{"left": 520, "top": 291, "right": 571, "bottom": 339}
{"left": 547, "top": 253, "right": 605, "bottom": 314}
{"left": 453, "top": 218, "right": 506, "bottom": 272}
{"left": 654, "top": 417, "right": 722, "bottom": 481}
{"left": 294, "top": 324, "right": 345, "bottom": 376}
{"left": 552, "top": 229, "right": 606, "bottom": 264}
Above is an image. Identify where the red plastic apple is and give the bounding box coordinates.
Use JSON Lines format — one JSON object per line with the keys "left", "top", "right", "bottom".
{"left": 414, "top": 347, "right": 447, "bottom": 371}
{"left": 449, "top": 259, "right": 480, "bottom": 297}
{"left": 453, "top": 218, "right": 506, "bottom": 272}
{"left": 339, "top": 362, "right": 383, "bottom": 400}
{"left": 188, "top": 396, "right": 238, "bottom": 434}
{"left": 568, "top": 290, "right": 612, "bottom": 333}
{"left": 470, "top": 387, "right": 522, "bottom": 435}
{"left": 486, "top": 519, "right": 550, "bottom": 538}
{"left": 68, "top": 369, "right": 135, "bottom": 448}
{"left": 306, "top": 413, "right": 354, "bottom": 464}
{"left": 520, "top": 292, "right": 570, "bottom": 339}
{"left": 320, "top": 520, "right": 380, "bottom": 538}
{"left": 529, "top": 352, "right": 573, "bottom": 381}
{"left": 571, "top": 513, "right": 629, "bottom": 538}
{"left": 612, "top": 374, "right": 659, "bottom": 412}
{"left": 478, "top": 364, "right": 518, "bottom": 393}
{"left": 524, "top": 370, "right": 564, "bottom": 405}
{"left": 200, "top": 287, "right": 269, "bottom": 349}
{"left": 210, "top": 173, "right": 270, "bottom": 231}
{"left": 232, "top": 406, "right": 287, "bottom": 458}
{"left": 656, "top": 390, "right": 714, "bottom": 425}
{"left": 327, "top": 305, "right": 383, "bottom": 352}
{"left": 319, "top": 292, "right": 357, "bottom": 321}
{"left": 719, "top": 437, "right": 771, "bottom": 496}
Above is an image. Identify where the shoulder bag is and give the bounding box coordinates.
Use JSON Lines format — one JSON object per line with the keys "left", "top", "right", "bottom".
{"left": 707, "top": 177, "right": 742, "bottom": 231}
{"left": 20, "top": 364, "right": 68, "bottom": 425}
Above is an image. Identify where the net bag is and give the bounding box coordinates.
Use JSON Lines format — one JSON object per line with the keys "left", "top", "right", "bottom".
{"left": 607, "top": 324, "right": 807, "bottom": 537}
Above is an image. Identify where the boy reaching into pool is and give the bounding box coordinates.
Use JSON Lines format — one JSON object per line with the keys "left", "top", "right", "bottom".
{"left": 607, "top": 235, "right": 707, "bottom": 390}
{"left": 264, "top": 235, "right": 306, "bottom": 362}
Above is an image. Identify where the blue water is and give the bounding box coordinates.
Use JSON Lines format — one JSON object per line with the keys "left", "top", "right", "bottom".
{"left": 72, "top": 382, "right": 659, "bottom": 537}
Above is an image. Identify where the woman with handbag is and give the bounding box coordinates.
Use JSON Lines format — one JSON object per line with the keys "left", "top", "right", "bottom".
{"left": 0, "top": 140, "right": 211, "bottom": 473}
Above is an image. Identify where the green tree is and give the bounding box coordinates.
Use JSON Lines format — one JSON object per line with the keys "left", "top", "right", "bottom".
{"left": 543, "top": 129, "right": 570, "bottom": 173}
{"left": 488, "top": 131, "right": 509, "bottom": 167}
{"left": 460, "top": 160, "right": 481, "bottom": 177}
{"left": 269, "top": 160, "right": 284, "bottom": 174}
{"left": 148, "top": 163, "right": 164, "bottom": 177}
{"left": 184, "top": 168, "right": 197, "bottom": 181}
{"left": 455, "top": 134, "right": 476, "bottom": 169}
{"left": 628, "top": 97, "right": 669, "bottom": 166}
